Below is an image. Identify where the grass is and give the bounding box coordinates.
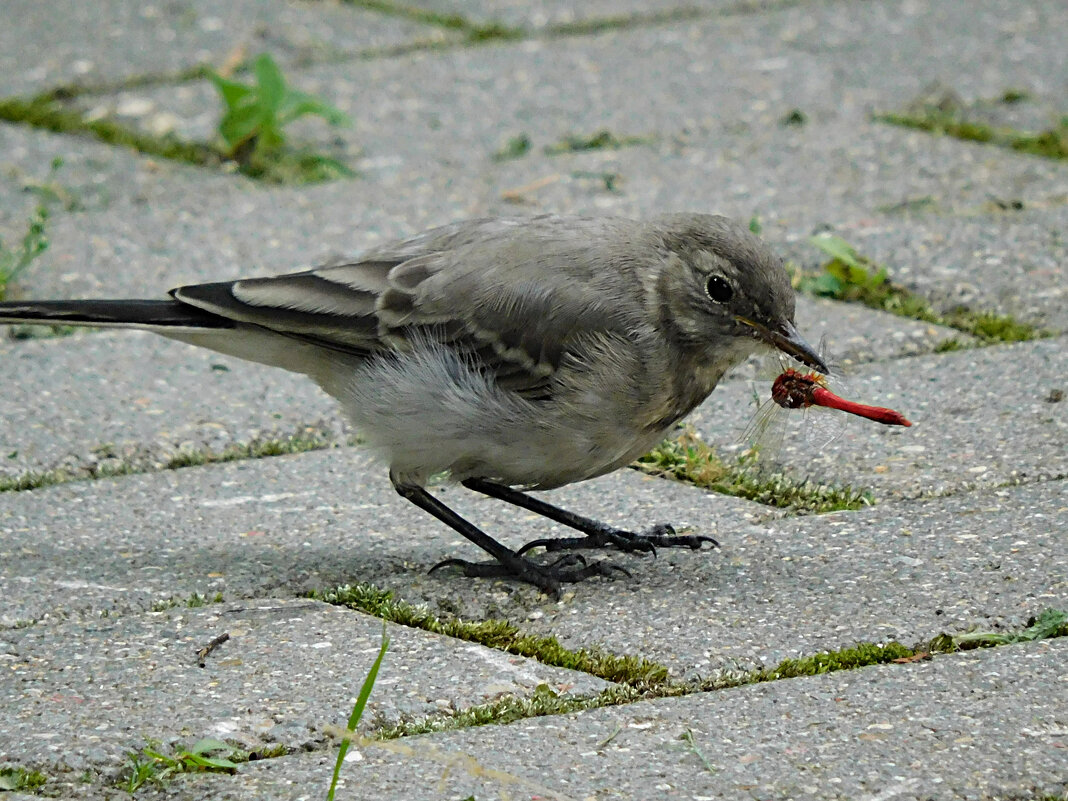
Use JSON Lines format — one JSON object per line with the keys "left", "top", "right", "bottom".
{"left": 0, "top": 766, "right": 48, "bottom": 792}
{"left": 633, "top": 428, "right": 874, "bottom": 513}
{"left": 328, "top": 624, "right": 389, "bottom": 801}
{"left": 351, "top": 606, "right": 1068, "bottom": 741}
{"left": 119, "top": 739, "right": 244, "bottom": 793}
{"left": 311, "top": 583, "right": 670, "bottom": 688}
{"left": 877, "top": 109, "right": 1068, "bottom": 161}
{"left": 799, "top": 233, "right": 1046, "bottom": 344}
{"left": 0, "top": 429, "right": 340, "bottom": 494}
{"left": 928, "top": 608, "right": 1068, "bottom": 652}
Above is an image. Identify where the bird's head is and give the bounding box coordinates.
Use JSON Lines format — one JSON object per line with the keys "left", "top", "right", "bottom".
{"left": 654, "top": 213, "right": 828, "bottom": 376}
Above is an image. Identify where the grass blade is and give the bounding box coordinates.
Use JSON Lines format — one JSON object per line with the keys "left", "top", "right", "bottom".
{"left": 327, "top": 624, "right": 390, "bottom": 801}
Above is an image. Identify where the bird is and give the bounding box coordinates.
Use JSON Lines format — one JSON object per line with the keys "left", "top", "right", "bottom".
{"left": 0, "top": 213, "right": 827, "bottom": 593}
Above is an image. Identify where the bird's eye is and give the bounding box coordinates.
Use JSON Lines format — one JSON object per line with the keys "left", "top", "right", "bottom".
{"left": 705, "top": 275, "right": 733, "bottom": 303}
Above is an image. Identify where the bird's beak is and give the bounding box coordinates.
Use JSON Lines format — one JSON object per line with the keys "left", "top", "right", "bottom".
{"left": 736, "top": 317, "right": 829, "bottom": 374}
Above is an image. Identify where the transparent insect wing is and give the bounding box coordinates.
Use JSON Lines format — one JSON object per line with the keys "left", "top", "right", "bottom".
{"left": 741, "top": 336, "right": 846, "bottom": 459}
{"left": 740, "top": 396, "right": 789, "bottom": 460}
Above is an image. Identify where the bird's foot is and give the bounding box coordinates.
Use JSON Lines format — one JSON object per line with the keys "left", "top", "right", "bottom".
{"left": 429, "top": 553, "right": 629, "bottom": 596}
{"left": 516, "top": 523, "right": 718, "bottom": 556}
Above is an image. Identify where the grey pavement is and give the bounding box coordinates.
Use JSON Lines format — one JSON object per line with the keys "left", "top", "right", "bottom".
{"left": 1, "top": 0, "right": 1067, "bottom": 799}
{"left": 140, "top": 638, "right": 1068, "bottom": 801}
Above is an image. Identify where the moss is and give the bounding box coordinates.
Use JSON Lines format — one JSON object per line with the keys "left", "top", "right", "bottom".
{"left": 876, "top": 109, "right": 1068, "bottom": 161}
{"left": 0, "top": 766, "right": 48, "bottom": 793}
{"left": 310, "top": 583, "right": 671, "bottom": 689}
{"left": 376, "top": 683, "right": 642, "bottom": 739}
{"left": 0, "top": 430, "right": 341, "bottom": 494}
{"left": 0, "top": 95, "right": 217, "bottom": 165}
{"left": 0, "top": 95, "right": 351, "bottom": 185}
{"left": 544, "top": 128, "right": 655, "bottom": 155}
{"left": 342, "top": 0, "right": 522, "bottom": 40}
{"left": 633, "top": 429, "right": 874, "bottom": 513}
{"left": 798, "top": 238, "right": 1048, "bottom": 344}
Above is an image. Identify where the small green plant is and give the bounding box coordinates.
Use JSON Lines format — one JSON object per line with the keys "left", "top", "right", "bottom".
{"left": 209, "top": 53, "right": 353, "bottom": 181}
{"left": 492, "top": 133, "right": 532, "bottom": 161}
{"left": 797, "top": 234, "right": 1044, "bottom": 344}
{"left": 0, "top": 765, "right": 48, "bottom": 792}
{"left": 0, "top": 159, "right": 63, "bottom": 300}
{"left": 804, "top": 233, "right": 889, "bottom": 298}
{"left": 544, "top": 128, "right": 654, "bottom": 155}
{"left": 929, "top": 608, "right": 1068, "bottom": 652}
{"left": 327, "top": 625, "right": 389, "bottom": 801}
{"left": 121, "top": 739, "right": 244, "bottom": 792}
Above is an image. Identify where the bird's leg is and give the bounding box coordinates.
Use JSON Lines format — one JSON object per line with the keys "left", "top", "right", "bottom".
{"left": 390, "top": 476, "right": 626, "bottom": 594}
{"left": 461, "top": 478, "right": 718, "bottom": 555}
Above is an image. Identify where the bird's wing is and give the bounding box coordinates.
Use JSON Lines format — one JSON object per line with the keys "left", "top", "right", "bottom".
{"left": 172, "top": 216, "right": 649, "bottom": 395}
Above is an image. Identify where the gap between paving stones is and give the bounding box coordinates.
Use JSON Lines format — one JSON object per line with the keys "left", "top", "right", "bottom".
{"left": 309, "top": 583, "right": 1068, "bottom": 741}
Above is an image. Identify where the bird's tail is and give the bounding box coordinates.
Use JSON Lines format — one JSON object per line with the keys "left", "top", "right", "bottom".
{"left": 0, "top": 299, "right": 232, "bottom": 331}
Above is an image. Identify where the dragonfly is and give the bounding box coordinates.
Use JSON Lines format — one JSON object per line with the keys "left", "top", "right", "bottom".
{"left": 742, "top": 347, "right": 911, "bottom": 457}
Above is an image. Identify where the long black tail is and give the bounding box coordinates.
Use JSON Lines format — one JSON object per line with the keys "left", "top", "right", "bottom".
{"left": 0, "top": 299, "right": 233, "bottom": 330}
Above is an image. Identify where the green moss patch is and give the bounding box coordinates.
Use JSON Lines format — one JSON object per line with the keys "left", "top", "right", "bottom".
{"left": 634, "top": 428, "right": 873, "bottom": 513}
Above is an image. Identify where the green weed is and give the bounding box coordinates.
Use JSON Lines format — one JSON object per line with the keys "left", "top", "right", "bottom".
{"left": 209, "top": 53, "right": 353, "bottom": 182}
{"left": 0, "top": 766, "right": 48, "bottom": 792}
{"left": 799, "top": 233, "right": 1045, "bottom": 344}
{"left": 120, "top": 739, "right": 243, "bottom": 792}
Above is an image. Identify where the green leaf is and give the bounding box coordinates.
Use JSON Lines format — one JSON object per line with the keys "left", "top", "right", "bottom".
{"left": 809, "top": 272, "right": 844, "bottom": 297}
{"left": 278, "top": 91, "right": 351, "bottom": 127}
{"left": 189, "top": 738, "right": 231, "bottom": 756}
{"left": 218, "top": 103, "right": 269, "bottom": 150}
{"left": 808, "top": 233, "right": 864, "bottom": 269}
{"left": 209, "top": 71, "right": 253, "bottom": 110}
{"left": 253, "top": 54, "right": 286, "bottom": 113}
{"left": 327, "top": 625, "right": 389, "bottom": 801}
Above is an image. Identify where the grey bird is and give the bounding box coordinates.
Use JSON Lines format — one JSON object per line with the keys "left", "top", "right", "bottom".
{"left": 0, "top": 213, "right": 826, "bottom": 593}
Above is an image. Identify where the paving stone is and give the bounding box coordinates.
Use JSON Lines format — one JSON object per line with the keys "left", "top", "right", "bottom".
{"left": 381, "top": 477, "right": 1068, "bottom": 677}
{"left": 0, "top": 331, "right": 343, "bottom": 480}
{"left": 0, "top": 451, "right": 770, "bottom": 626}
{"left": 804, "top": 207, "right": 1068, "bottom": 332}
{"left": 3, "top": 438, "right": 1064, "bottom": 678}
{"left": 0, "top": 0, "right": 437, "bottom": 96}
{"left": 72, "top": 0, "right": 1068, "bottom": 153}
{"left": 103, "top": 639, "right": 1068, "bottom": 801}
{"left": 0, "top": 597, "right": 610, "bottom": 772}
{"left": 693, "top": 337, "right": 1068, "bottom": 500}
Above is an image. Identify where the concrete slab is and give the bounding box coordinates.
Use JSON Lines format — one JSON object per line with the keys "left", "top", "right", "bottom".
{"left": 0, "top": 331, "right": 343, "bottom": 480}
{"left": 0, "top": 0, "right": 437, "bottom": 96}
{"left": 0, "top": 451, "right": 770, "bottom": 626}
{"left": 3, "top": 437, "right": 1063, "bottom": 678}
{"left": 694, "top": 337, "right": 1068, "bottom": 500}
{"left": 806, "top": 208, "right": 1068, "bottom": 333}
{"left": 109, "top": 638, "right": 1068, "bottom": 801}
{"left": 0, "top": 597, "right": 610, "bottom": 772}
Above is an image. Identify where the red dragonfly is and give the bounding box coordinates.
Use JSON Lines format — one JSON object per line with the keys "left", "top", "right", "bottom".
{"left": 742, "top": 353, "right": 911, "bottom": 455}
{"left": 768, "top": 367, "right": 911, "bottom": 426}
